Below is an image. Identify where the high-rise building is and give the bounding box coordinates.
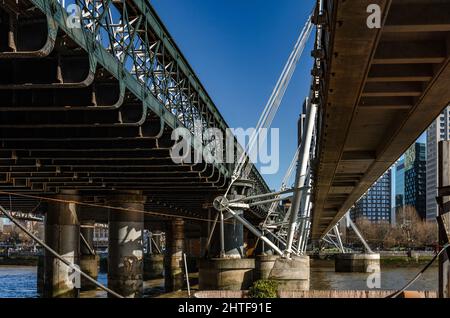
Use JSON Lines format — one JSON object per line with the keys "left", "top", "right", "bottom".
{"left": 426, "top": 106, "right": 450, "bottom": 221}
{"left": 392, "top": 158, "right": 406, "bottom": 225}
{"left": 350, "top": 169, "right": 392, "bottom": 223}
{"left": 404, "top": 142, "right": 426, "bottom": 219}
{"left": 395, "top": 159, "right": 405, "bottom": 208}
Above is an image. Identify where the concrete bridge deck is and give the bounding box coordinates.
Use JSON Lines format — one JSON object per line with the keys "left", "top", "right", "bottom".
{"left": 312, "top": 0, "right": 450, "bottom": 239}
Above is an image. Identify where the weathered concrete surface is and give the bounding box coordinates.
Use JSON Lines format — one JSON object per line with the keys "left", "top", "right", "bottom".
{"left": 80, "top": 220, "right": 98, "bottom": 291}
{"left": 269, "top": 256, "right": 310, "bottom": 291}
{"left": 144, "top": 254, "right": 164, "bottom": 280}
{"left": 198, "top": 258, "right": 255, "bottom": 290}
{"left": 164, "top": 218, "right": 185, "bottom": 292}
{"left": 335, "top": 253, "right": 380, "bottom": 273}
{"left": 37, "top": 254, "right": 45, "bottom": 296}
{"left": 80, "top": 255, "right": 99, "bottom": 291}
{"left": 44, "top": 191, "right": 80, "bottom": 298}
{"left": 255, "top": 255, "right": 279, "bottom": 280}
{"left": 107, "top": 191, "right": 145, "bottom": 298}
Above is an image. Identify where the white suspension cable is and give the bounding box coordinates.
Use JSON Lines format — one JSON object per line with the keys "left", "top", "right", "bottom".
{"left": 262, "top": 145, "right": 301, "bottom": 226}
{"left": 231, "top": 13, "right": 313, "bottom": 183}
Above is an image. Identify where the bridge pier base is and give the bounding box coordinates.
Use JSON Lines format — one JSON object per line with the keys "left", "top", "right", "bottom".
{"left": 198, "top": 211, "right": 254, "bottom": 290}
{"left": 107, "top": 191, "right": 145, "bottom": 298}
{"left": 268, "top": 256, "right": 310, "bottom": 291}
{"left": 37, "top": 254, "right": 45, "bottom": 297}
{"left": 43, "top": 190, "right": 80, "bottom": 298}
{"left": 144, "top": 254, "right": 164, "bottom": 280}
{"left": 335, "top": 253, "right": 380, "bottom": 273}
{"left": 198, "top": 258, "right": 255, "bottom": 290}
{"left": 80, "top": 220, "right": 99, "bottom": 291}
{"left": 255, "top": 255, "right": 279, "bottom": 280}
{"left": 164, "top": 218, "right": 185, "bottom": 292}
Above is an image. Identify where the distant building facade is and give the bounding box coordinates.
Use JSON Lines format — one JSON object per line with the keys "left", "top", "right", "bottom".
{"left": 94, "top": 225, "right": 108, "bottom": 247}
{"left": 395, "top": 159, "right": 405, "bottom": 209}
{"left": 404, "top": 142, "right": 426, "bottom": 219}
{"left": 426, "top": 106, "right": 450, "bottom": 221}
{"left": 391, "top": 158, "right": 406, "bottom": 226}
{"left": 350, "top": 169, "right": 392, "bottom": 223}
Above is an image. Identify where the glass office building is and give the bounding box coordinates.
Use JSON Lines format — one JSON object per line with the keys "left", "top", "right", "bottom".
{"left": 350, "top": 169, "right": 392, "bottom": 223}
{"left": 426, "top": 106, "right": 450, "bottom": 221}
{"left": 404, "top": 142, "right": 427, "bottom": 220}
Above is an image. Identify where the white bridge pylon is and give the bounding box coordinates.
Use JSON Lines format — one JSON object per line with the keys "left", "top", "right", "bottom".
{"left": 209, "top": 7, "right": 327, "bottom": 259}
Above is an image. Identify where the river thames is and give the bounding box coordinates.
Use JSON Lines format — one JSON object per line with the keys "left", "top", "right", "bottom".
{"left": 0, "top": 262, "right": 438, "bottom": 298}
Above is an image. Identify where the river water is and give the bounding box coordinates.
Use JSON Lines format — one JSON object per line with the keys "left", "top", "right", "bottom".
{"left": 0, "top": 264, "right": 439, "bottom": 298}
{"left": 310, "top": 264, "right": 438, "bottom": 291}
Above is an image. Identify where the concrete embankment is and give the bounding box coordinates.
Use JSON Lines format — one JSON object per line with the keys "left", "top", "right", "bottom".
{"left": 310, "top": 253, "right": 437, "bottom": 267}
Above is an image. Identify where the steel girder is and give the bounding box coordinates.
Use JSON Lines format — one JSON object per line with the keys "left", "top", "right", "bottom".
{"left": 0, "top": 0, "right": 270, "bottom": 222}
{"left": 24, "top": 0, "right": 269, "bottom": 195}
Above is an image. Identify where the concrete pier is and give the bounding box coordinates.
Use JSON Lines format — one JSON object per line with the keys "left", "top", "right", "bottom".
{"left": 208, "top": 214, "right": 245, "bottom": 258}
{"left": 269, "top": 256, "right": 310, "bottom": 291}
{"left": 255, "top": 255, "right": 279, "bottom": 280}
{"left": 144, "top": 254, "right": 164, "bottom": 280}
{"left": 221, "top": 213, "right": 244, "bottom": 258}
{"left": 44, "top": 190, "right": 80, "bottom": 298}
{"left": 335, "top": 253, "right": 381, "bottom": 273}
{"left": 107, "top": 191, "right": 145, "bottom": 298}
{"left": 198, "top": 258, "right": 255, "bottom": 290}
{"left": 80, "top": 220, "right": 99, "bottom": 291}
{"left": 199, "top": 223, "right": 208, "bottom": 258}
{"left": 37, "top": 254, "right": 45, "bottom": 296}
{"left": 164, "top": 218, "right": 185, "bottom": 292}
{"left": 199, "top": 179, "right": 255, "bottom": 291}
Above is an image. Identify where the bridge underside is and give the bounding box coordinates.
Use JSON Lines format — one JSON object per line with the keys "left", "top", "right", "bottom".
{"left": 312, "top": 0, "right": 450, "bottom": 239}
{"left": 0, "top": 0, "right": 268, "bottom": 230}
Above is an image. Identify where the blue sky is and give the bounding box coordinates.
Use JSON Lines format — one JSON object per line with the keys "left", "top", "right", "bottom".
{"left": 151, "top": 0, "right": 316, "bottom": 190}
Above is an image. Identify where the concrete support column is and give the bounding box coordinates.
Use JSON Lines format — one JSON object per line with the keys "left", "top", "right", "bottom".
{"left": 80, "top": 220, "right": 99, "bottom": 291}
{"left": 44, "top": 190, "right": 80, "bottom": 298}
{"left": 199, "top": 180, "right": 255, "bottom": 290}
{"left": 335, "top": 253, "right": 381, "bottom": 273}
{"left": 269, "top": 255, "right": 310, "bottom": 291}
{"left": 199, "top": 222, "right": 209, "bottom": 258}
{"left": 144, "top": 254, "right": 164, "bottom": 280}
{"left": 107, "top": 191, "right": 146, "bottom": 298}
{"left": 222, "top": 212, "right": 244, "bottom": 258}
{"left": 255, "top": 255, "right": 279, "bottom": 280}
{"left": 198, "top": 258, "right": 255, "bottom": 290}
{"left": 8, "top": 13, "right": 17, "bottom": 52}
{"left": 210, "top": 210, "right": 245, "bottom": 258}
{"left": 143, "top": 230, "right": 164, "bottom": 280}
{"left": 164, "top": 218, "right": 185, "bottom": 292}
{"left": 37, "top": 254, "right": 45, "bottom": 297}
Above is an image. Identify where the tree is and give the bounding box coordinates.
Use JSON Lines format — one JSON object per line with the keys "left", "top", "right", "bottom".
{"left": 348, "top": 206, "right": 437, "bottom": 250}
